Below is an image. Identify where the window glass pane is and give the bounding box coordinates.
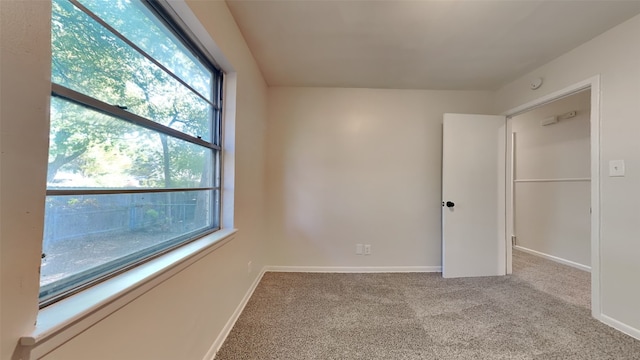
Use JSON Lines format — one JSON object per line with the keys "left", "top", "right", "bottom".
{"left": 48, "top": 97, "right": 213, "bottom": 189}
{"left": 52, "top": 0, "right": 213, "bottom": 141}
{"left": 77, "top": 0, "right": 213, "bottom": 102}
{"left": 40, "top": 190, "right": 214, "bottom": 301}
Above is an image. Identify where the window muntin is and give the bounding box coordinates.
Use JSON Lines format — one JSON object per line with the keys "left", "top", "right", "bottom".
{"left": 41, "top": 0, "right": 222, "bottom": 307}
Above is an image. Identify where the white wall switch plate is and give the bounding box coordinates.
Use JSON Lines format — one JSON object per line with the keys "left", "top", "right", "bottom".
{"left": 363, "top": 244, "right": 371, "bottom": 255}
{"left": 609, "top": 160, "right": 625, "bottom": 177}
{"left": 356, "top": 244, "right": 363, "bottom": 255}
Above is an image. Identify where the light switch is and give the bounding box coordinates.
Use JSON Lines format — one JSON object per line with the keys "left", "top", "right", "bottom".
{"left": 609, "top": 160, "right": 625, "bottom": 177}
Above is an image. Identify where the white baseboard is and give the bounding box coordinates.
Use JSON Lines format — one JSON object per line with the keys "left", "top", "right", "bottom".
{"left": 264, "top": 265, "right": 441, "bottom": 273}
{"left": 599, "top": 314, "right": 640, "bottom": 341}
{"left": 513, "top": 245, "right": 591, "bottom": 272}
{"left": 202, "top": 267, "right": 266, "bottom": 360}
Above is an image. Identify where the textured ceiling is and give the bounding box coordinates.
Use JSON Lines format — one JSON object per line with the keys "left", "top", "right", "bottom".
{"left": 226, "top": 0, "right": 640, "bottom": 90}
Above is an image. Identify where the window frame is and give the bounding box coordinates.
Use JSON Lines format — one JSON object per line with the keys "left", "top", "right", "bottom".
{"left": 40, "top": 0, "right": 225, "bottom": 308}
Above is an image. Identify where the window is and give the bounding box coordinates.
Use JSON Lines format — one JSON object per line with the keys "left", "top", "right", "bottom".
{"left": 40, "top": 0, "right": 223, "bottom": 307}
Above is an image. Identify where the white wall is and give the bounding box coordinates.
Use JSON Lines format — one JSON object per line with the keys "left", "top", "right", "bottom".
{"left": 513, "top": 91, "right": 591, "bottom": 267}
{"left": 0, "top": 1, "right": 268, "bottom": 359}
{"left": 267, "top": 87, "right": 494, "bottom": 268}
{"left": 496, "top": 14, "right": 640, "bottom": 334}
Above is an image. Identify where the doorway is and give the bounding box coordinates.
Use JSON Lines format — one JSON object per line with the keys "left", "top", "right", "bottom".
{"left": 504, "top": 76, "right": 600, "bottom": 317}
{"left": 508, "top": 89, "right": 592, "bottom": 310}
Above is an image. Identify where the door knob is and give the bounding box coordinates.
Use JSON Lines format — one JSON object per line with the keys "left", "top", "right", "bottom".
{"left": 445, "top": 201, "right": 455, "bottom": 208}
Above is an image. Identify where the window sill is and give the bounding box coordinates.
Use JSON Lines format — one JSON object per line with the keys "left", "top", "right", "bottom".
{"left": 20, "top": 228, "right": 238, "bottom": 360}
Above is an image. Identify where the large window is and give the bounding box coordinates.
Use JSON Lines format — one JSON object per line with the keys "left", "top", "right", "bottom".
{"left": 40, "top": 0, "right": 223, "bottom": 306}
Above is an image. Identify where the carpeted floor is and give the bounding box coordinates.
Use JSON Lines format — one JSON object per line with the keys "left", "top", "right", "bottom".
{"left": 512, "top": 249, "right": 591, "bottom": 310}
{"left": 215, "top": 252, "right": 640, "bottom": 359}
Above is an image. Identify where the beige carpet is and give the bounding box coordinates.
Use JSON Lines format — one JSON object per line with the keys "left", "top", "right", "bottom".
{"left": 512, "top": 249, "right": 591, "bottom": 309}
{"left": 215, "top": 253, "right": 640, "bottom": 359}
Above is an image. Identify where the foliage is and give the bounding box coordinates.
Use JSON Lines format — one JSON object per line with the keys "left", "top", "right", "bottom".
{"left": 49, "top": 0, "right": 215, "bottom": 189}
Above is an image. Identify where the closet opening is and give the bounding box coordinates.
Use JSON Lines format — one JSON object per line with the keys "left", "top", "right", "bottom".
{"left": 508, "top": 89, "right": 592, "bottom": 310}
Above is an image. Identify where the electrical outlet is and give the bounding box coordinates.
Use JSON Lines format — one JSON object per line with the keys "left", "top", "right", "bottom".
{"left": 247, "top": 261, "right": 252, "bottom": 274}
{"left": 364, "top": 244, "right": 372, "bottom": 255}
{"left": 356, "top": 244, "right": 363, "bottom": 255}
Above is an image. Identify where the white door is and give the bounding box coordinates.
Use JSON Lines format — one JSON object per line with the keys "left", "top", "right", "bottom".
{"left": 442, "top": 113, "right": 507, "bottom": 278}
